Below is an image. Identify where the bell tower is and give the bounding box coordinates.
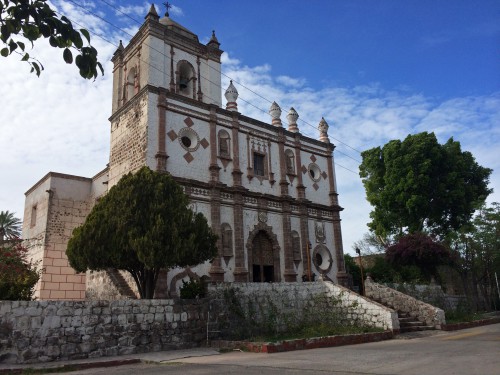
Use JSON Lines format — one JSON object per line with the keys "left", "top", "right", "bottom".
{"left": 108, "top": 4, "right": 224, "bottom": 187}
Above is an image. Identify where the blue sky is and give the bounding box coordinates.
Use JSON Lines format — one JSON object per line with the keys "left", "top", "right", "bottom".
{"left": 0, "top": 0, "right": 499, "bottom": 254}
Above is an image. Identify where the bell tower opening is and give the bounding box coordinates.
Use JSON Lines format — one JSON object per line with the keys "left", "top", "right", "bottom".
{"left": 176, "top": 61, "right": 195, "bottom": 98}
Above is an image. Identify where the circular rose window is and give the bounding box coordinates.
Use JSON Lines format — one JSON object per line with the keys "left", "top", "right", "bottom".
{"left": 312, "top": 245, "right": 333, "bottom": 273}
{"left": 308, "top": 163, "right": 321, "bottom": 182}
{"left": 178, "top": 127, "right": 200, "bottom": 152}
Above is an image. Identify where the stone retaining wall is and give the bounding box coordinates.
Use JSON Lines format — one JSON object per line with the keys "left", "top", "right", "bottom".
{"left": 0, "top": 299, "right": 208, "bottom": 364}
{"left": 365, "top": 276, "right": 446, "bottom": 328}
{"left": 208, "top": 281, "right": 399, "bottom": 338}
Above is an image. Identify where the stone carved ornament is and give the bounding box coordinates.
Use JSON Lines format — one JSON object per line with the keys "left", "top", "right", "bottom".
{"left": 315, "top": 221, "right": 326, "bottom": 243}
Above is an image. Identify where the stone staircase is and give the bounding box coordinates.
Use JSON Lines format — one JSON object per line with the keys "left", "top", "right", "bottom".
{"left": 106, "top": 268, "right": 137, "bottom": 299}
{"left": 398, "top": 311, "right": 435, "bottom": 333}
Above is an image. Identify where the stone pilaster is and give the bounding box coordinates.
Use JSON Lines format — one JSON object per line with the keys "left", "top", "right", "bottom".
{"left": 155, "top": 88, "right": 169, "bottom": 171}
{"left": 231, "top": 112, "right": 243, "bottom": 186}
{"left": 208, "top": 105, "right": 221, "bottom": 182}
{"left": 209, "top": 187, "right": 224, "bottom": 282}
{"left": 282, "top": 200, "right": 297, "bottom": 281}
{"left": 232, "top": 190, "right": 248, "bottom": 281}
{"left": 294, "top": 133, "right": 306, "bottom": 199}
{"left": 299, "top": 203, "right": 310, "bottom": 280}
{"left": 332, "top": 211, "right": 348, "bottom": 286}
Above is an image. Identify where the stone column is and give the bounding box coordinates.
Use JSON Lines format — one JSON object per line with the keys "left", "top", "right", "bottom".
{"left": 208, "top": 105, "right": 221, "bottom": 182}
{"left": 208, "top": 187, "right": 224, "bottom": 282}
{"left": 232, "top": 190, "right": 248, "bottom": 281}
{"left": 326, "top": 145, "right": 348, "bottom": 286}
{"left": 230, "top": 112, "right": 243, "bottom": 186}
{"left": 294, "top": 133, "right": 306, "bottom": 199}
{"left": 207, "top": 105, "right": 224, "bottom": 281}
{"left": 282, "top": 200, "right": 297, "bottom": 281}
{"left": 299, "top": 203, "right": 310, "bottom": 280}
{"left": 155, "top": 88, "right": 169, "bottom": 171}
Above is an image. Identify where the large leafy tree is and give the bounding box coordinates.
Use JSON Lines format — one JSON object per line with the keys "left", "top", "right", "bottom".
{"left": 66, "top": 167, "right": 218, "bottom": 299}
{"left": 0, "top": 210, "right": 21, "bottom": 243}
{"left": 359, "top": 132, "right": 492, "bottom": 239}
{"left": 0, "top": 0, "right": 103, "bottom": 78}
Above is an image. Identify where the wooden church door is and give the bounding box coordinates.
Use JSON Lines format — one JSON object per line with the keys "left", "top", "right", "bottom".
{"left": 252, "top": 231, "right": 275, "bottom": 282}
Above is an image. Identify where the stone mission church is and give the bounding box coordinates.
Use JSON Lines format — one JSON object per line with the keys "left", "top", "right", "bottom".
{"left": 22, "top": 5, "right": 348, "bottom": 300}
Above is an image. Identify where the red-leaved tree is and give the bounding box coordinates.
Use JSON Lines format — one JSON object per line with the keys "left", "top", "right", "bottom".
{"left": 386, "top": 232, "right": 452, "bottom": 282}
{"left": 0, "top": 240, "right": 40, "bottom": 300}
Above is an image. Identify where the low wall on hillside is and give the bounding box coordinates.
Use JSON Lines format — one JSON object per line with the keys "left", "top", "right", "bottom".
{"left": 0, "top": 299, "right": 207, "bottom": 364}
{"left": 208, "top": 281, "right": 398, "bottom": 339}
{"left": 365, "top": 277, "right": 446, "bottom": 328}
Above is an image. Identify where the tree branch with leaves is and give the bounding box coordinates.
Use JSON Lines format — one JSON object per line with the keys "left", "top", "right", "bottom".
{"left": 0, "top": 0, "right": 103, "bottom": 78}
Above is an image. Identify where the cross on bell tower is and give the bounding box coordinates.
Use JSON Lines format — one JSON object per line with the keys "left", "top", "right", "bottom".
{"left": 163, "top": 2, "right": 172, "bottom": 17}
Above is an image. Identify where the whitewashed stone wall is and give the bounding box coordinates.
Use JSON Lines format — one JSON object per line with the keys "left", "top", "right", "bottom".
{"left": 208, "top": 281, "right": 398, "bottom": 334}
{"left": 365, "top": 277, "right": 446, "bottom": 328}
{"left": 0, "top": 299, "right": 208, "bottom": 364}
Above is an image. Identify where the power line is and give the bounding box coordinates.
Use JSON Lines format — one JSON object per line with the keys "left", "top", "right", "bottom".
{"left": 63, "top": 1, "right": 361, "bottom": 174}
{"left": 93, "top": 0, "right": 363, "bottom": 157}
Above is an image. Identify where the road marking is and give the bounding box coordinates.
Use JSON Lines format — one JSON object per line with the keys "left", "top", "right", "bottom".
{"left": 441, "top": 330, "right": 485, "bottom": 340}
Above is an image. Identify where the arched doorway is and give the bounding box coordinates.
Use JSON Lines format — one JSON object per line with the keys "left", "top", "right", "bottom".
{"left": 252, "top": 231, "right": 275, "bottom": 282}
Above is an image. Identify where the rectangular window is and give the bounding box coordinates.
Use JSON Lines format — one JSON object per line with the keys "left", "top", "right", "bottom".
{"left": 253, "top": 153, "right": 265, "bottom": 176}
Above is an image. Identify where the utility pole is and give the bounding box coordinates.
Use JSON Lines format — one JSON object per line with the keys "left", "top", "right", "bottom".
{"left": 355, "top": 247, "right": 365, "bottom": 295}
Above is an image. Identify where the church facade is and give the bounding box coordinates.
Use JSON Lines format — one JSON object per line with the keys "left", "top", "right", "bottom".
{"left": 22, "top": 6, "right": 348, "bottom": 300}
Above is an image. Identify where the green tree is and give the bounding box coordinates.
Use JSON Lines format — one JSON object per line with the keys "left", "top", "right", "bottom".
{"left": 448, "top": 202, "right": 500, "bottom": 310}
{"left": 359, "top": 132, "right": 492, "bottom": 239}
{"left": 66, "top": 167, "right": 218, "bottom": 299}
{"left": 1, "top": 0, "right": 103, "bottom": 78}
{"left": 0, "top": 210, "right": 21, "bottom": 243}
{"left": 0, "top": 240, "right": 40, "bottom": 300}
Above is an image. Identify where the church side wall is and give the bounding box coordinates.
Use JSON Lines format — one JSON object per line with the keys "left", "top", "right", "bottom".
{"left": 39, "top": 176, "right": 93, "bottom": 300}
{"left": 23, "top": 178, "right": 52, "bottom": 300}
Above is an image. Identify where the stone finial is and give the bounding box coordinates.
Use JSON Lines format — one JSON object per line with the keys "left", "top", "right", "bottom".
{"left": 269, "top": 101, "right": 282, "bottom": 126}
{"left": 286, "top": 107, "right": 299, "bottom": 133}
{"left": 318, "top": 117, "right": 330, "bottom": 143}
{"left": 225, "top": 80, "right": 238, "bottom": 111}
{"left": 145, "top": 4, "right": 160, "bottom": 21}
{"left": 207, "top": 30, "right": 221, "bottom": 49}
{"left": 113, "top": 40, "right": 124, "bottom": 58}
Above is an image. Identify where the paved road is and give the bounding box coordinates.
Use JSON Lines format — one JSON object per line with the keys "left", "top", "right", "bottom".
{"left": 48, "top": 324, "right": 500, "bottom": 375}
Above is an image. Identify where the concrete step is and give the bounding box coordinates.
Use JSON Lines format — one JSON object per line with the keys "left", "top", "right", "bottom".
{"left": 400, "top": 325, "right": 436, "bottom": 333}
{"left": 400, "top": 321, "right": 427, "bottom": 327}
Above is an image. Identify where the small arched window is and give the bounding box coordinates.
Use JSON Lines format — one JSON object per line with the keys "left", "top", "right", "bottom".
{"left": 285, "top": 149, "right": 295, "bottom": 174}
{"left": 218, "top": 130, "right": 231, "bottom": 158}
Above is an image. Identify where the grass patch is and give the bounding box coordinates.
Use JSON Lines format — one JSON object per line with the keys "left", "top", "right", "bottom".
{"left": 246, "top": 323, "right": 383, "bottom": 343}
{"left": 445, "top": 311, "right": 493, "bottom": 324}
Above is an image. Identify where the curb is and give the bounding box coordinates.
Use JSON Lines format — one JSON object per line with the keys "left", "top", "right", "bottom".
{"left": 441, "top": 317, "right": 500, "bottom": 331}
{"left": 211, "top": 330, "right": 394, "bottom": 353}
{"left": 0, "top": 358, "right": 141, "bottom": 374}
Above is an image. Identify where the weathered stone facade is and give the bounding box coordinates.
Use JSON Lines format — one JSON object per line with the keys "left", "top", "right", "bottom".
{"left": 364, "top": 277, "right": 446, "bottom": 328}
